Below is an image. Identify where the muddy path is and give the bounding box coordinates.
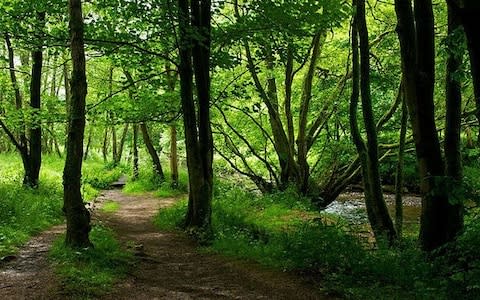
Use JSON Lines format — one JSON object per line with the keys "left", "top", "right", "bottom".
{"left": 96, "top": 189, "right": 332, "bottom": 299}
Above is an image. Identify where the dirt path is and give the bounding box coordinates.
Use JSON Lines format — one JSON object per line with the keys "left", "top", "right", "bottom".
{"left": 96, "top": 189, "right": 332, "bottom": 300}
{"left": 0, "top": 225, "right": 64, "bottom": 299}
{"left": 1, "top": 189, "right": 333, "bottom": 299}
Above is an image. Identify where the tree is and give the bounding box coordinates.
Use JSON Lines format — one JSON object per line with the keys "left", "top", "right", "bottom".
{"left": 351, "top": 0, "right": 396, "bottom": 243}
{"left": 0, "top": 11, "right": 46, "bottom": 187}
{"left": 394, "top": 0, "right": 463, "bottom": 251}
{"left": 63, "top": 0, "right": 92, "bottom": 248}
{"left": 178, "top": 0, "right": 214, "bottom": 236}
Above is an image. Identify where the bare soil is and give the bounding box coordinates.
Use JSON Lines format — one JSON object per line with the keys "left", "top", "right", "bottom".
{"left": 1, "top": 190, "right": 333, "bottom": 299}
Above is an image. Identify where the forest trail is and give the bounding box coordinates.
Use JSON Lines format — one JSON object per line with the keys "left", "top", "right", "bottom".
{"left": 0, "top": 189, "right": 333, "bottom": 299}
{"left": 0, "top": 225, "right": 64, "bottom": 299}
{"left": 96, "top": 189, "right": 332, "bottom": 299}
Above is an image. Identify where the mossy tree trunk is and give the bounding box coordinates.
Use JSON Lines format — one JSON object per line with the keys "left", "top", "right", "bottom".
{"left": 351, "top": 0, "right": 396, "bottom": 243}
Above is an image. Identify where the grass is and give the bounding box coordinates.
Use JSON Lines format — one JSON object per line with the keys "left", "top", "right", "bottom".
{"left": 100, "top": 201, "right": 120, "bottom": 213}
{"left": 153, "top": 180, "right": 480, "bottom": 300}
{"left": 49, "top": 225, "right": 133, "bottom": 298}
{"left": 0, "top": 153, "right": 127, "bottom": 257}
{"left": 124, "top": 166, "right": 188, "bottom": 198}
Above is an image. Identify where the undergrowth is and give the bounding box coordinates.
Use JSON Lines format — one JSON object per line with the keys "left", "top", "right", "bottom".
{"left": 124, "top": 167, "right": 188, "bottom": 198}
{"left": 0, "top": 154, "right": 125, "bottom": 257}
{"left": 153, "top": 180, "right": 480, "bottom": 299}
{"left": 49, "top": 225, "right": 133, "bottom": 298}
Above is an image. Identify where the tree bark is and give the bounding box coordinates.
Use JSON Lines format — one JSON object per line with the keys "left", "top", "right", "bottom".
{"left": 64, "top": 0, "right": 91, "bottom": 248}
{"left": 354, "top": 0, "right": 397, "bottom": 243}
{"left": 395, "top": 96, "right": 408, "bottom": 238}
{"left": 116, "top": 123, "right": 129, "bottom": 163}
{"left": 140, "top": 123, "right": 165, "bottom": 180}
{"left": 395, "top": 0, "right": 461, "bottom": 251}
{"left": 179, "top": 0, "right": 213, "bottom": 235}
{"left": 444, "top": 3, "right": 464, "bottom": 236}
{"left": 170, "top": 124, "right": 179, "bottom": 187}
{"left": 132, "top": 124, "right": 139, "bottom": 180}
{"left": 27, "top": 11, "right": 45, "bottom": 188}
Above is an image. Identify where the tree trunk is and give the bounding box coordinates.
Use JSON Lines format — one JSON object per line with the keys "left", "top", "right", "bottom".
{"left": 354, "top": 0, "right": 396, "bottom": 243}
{"left": 395, "top": 96, "right": 408, "bottom": 238}
{"left": 179, "top": 0, "right": 213, "bottom": 235}
{"left": 140, "top": 123, "right": 165, "bottom": 180}
{"left": 27, "top": 11, "right": 45, "bottom": 188}
{"left": 116, "top": 123, "right": 129, "bottom": 163}
{"left": 64, "top": 0, "right": 91, "bottom": 248}
{"left": 132, "top": 124, "right": 139, "bottom": 180}
{"left": 357, "top": 0, "right": 396, "bottom": 243}
{"left": 395, "top": 0, "right": 460, "bottom": 251}
{"left": 444, "top": 3, "right": 464, "bottom": 236}
{"left": 170, "top": 124, "right": 179, "bottom": 187}
{"left": 83, "top": 123, "right": 93, "bottom": 161}
{"left": 102, "top": 122, "right": 108, "bottom": 162}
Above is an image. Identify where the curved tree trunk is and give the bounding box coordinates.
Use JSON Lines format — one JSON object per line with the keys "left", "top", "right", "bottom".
{"left": 356, "top": 0, "right": 396, "bottom": 243}
{"left": 64, "top": 0, "right": 91, "bottom": 248}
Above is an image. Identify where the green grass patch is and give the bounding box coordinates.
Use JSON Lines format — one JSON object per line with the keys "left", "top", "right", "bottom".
{"left": 100, "top": 201, "right": 120, "bottom": 213}
{"left": 49, "top": 225, "right": 133, "bottom": 298}
{"left": 0, "top": 154, "right": 64, "bottom": 257}
{"left": 0, "top": 154, "right": 126, "bottom": 257}
{"left": 124, "top": 167, "right": 188, "bottom": 198}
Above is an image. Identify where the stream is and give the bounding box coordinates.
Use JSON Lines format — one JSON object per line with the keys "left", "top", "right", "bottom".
{"left": 325, "top": 192, "right": 422, "bottom": 226}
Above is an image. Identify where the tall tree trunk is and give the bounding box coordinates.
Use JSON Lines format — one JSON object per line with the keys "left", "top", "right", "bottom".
{"left": 27, "top": 11, "right": 45, "bottom": 188}
{"left": 395, "top": 96, "right": 408, "bottom": 238}
{"left": 63, "top": 52, "right": 71, "bottom": 145}
{"left": 179, "top": 0, "right": 213, "bottom": 234}
{"left": 353, "top": 0, "right": 396, "bottom": 243}
{"left": 452, "top": 3, "right": 480, "bottom": 145}
{"left": 170, "top": 124, "right": 179, "bottom": 187}
{"left": 83, "top": 123, "right": 93, "bottom": 161}
{"left": 297, "top": 32, "right": 325, "bottom": 194}
{"left": 140, "top": 123, "right": 165, "bottom": 180}
{"left": 444, "top": 3, "right": 464, "bottom": 236}
{"left": 102, "top": 123, "right": 109, "bottom": 162}
{"left": 132, "top": 124, "right": 139, "bottom": 180}
{"left": 116, "top": 123, "right": 129, "bottom": 163}
{"left": 64, "top": 0, "right": 91, "bottom": 248}
{"left": 395, "top": 0, "right": 460, "bottom": 251}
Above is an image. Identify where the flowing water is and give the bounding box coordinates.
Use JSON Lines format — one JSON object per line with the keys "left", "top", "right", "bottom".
{"left": 325, "top": 192, "right": 422, "bottom": 226}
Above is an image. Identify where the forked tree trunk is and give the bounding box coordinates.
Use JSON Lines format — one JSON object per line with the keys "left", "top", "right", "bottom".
{"left": 63, "top": 0, "right": 91, "bottom": 248}
{"left": 178, "top": 0, "right": 213, "bottom": 234}
{"left": 395, "top": 0, "right": 462, "bottom": 251}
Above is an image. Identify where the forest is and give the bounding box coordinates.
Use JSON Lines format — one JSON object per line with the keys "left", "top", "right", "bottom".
{"left": 0, "top": 0, "right": 479, "bottom": 299}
